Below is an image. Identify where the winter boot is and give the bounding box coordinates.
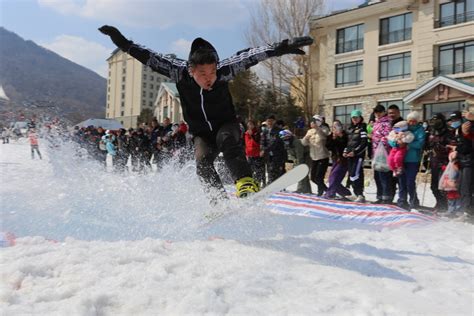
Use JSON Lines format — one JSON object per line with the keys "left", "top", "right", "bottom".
{"left": 236, "top": 177, "right": 260, "bottom": 198}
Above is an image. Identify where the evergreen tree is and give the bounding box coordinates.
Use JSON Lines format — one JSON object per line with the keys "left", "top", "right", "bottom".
{"left": 228, "top": 70, "right": 261, "bottom": 121}
{"left": 277, "top": 94, "right": 304, "bottom": 129}
{"left": 136, "top": 108, "right": 154, "bottom": 127}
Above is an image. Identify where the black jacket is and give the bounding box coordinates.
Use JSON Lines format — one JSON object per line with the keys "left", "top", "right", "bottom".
{"left": 326, "top": 132, "right": 348, "bottom": 164}
{"left": 345, "top": 122, "right": 368, "bottom": 158}
{"left": 125, "top": 41, "right": 286, "bottom": 138}
{"left": 261, "top": 127, "right": 287, "bottom": 161}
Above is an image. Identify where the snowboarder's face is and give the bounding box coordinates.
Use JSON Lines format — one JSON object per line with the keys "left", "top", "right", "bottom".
{"left": 190, "top": 63, "right": 217, "bottom": 90}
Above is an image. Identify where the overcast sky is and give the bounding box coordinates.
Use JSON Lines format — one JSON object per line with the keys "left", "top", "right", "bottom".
{"left": 0, "top": 0, "right": 363, "bottom": 78}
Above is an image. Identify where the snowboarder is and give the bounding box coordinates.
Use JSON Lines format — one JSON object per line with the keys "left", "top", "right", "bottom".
{"left": 99, "top": 25, "right": 313, "bottom": 200}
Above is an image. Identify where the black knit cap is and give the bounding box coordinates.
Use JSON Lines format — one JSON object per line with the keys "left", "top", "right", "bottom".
{"left": 431, "top": 113, "right": 446, "bottom": 121}
{"left": 188, "top": 38, "right": 219, "bottom": 63}
{"left": 449, "top": 110, "right": 462, "bottom": 121}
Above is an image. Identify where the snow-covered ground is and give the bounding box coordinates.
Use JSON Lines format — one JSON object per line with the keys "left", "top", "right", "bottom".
{"left": 1, "top": 138, "right": 473, "bottom": 315}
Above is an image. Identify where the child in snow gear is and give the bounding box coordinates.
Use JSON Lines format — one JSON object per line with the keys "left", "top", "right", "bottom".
{"left": 99, "top": 25, "right": 313, "bottom": 200}
{"left": 387, "top": 121, "right": 414, "bottom": 177}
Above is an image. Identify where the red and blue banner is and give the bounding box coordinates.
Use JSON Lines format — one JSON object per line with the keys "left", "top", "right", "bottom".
{"left": 266, "top": 192, "right": 437, "bottom": 227}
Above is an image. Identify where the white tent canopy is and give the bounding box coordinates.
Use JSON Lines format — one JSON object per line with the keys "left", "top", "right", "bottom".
{"left": 74, "top": 118, "right": 123, "bottom": 130}
{"left": 0, "top": 85, "right": 9, "bottom": 101}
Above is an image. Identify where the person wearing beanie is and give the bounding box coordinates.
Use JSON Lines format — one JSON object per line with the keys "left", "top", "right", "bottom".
{"left": 387, "top": 121, "right": 415, "bottom": 177}
{"left": 371, "top": 104, "right": 393, "bottom": 204}
{"left": 395, "top": 111, "right": 425, "bottom": 210}
{"left": 342, "top": 109, "right": 368, "bottom": 202}
{"left": 99, "top": 25, "right": 313, "bottom": 201}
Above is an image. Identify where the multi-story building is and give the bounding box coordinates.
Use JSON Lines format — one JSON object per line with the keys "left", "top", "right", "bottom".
{"left": 308, "top": 0, "right": 474, "bottom": 126}
{"left": 154, "top": 82, "right": 183, "bottom": 123}
{"left": 105, "top": 49, "right": 169, "bottom": 128}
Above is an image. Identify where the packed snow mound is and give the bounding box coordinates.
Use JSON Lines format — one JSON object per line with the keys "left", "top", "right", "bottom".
{"left": 0, "top": 138, "right": 473, "bottom": 315}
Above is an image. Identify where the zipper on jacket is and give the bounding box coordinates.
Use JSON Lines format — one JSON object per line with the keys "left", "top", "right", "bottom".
{"left": 200, "top": 88, "right": 213, "bottom": 131}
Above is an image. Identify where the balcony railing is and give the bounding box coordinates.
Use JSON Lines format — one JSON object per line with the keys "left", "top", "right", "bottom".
{"left": 435, "top": 11, "right": 474, "bottom": 28}
{"left": 433, "top": 61, "right": 474, "bottom": 76}
{"left": 380, "top": 28, "right": 412, "bottom": 45}
{"left": 336, "top": 39, "right": 364, "bottom": 54}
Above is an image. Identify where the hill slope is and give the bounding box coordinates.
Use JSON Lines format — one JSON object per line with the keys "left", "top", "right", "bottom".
{"left": 0, "top": 27, "right": 106, "bottom": 123}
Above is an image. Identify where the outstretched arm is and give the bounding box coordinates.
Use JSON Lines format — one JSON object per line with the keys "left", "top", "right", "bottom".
{"left": 99, "top": 25, "right": 187, "bottom": 82}
{"left": 218, "top": 37, "right": 313, "bottom": 79}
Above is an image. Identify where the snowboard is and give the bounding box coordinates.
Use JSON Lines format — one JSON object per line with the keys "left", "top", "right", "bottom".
{"left": 203, "top": 164, "right": 310, "bottom": 224}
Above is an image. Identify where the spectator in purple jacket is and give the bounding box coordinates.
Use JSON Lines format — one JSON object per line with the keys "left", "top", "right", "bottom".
{"left": 371, "top": 104, "right": 393, "bottom": 204}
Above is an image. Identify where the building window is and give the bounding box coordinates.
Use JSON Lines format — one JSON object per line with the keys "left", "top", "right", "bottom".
{"left": 122, "top": 68, "right": 126, "bottom": 74}
{"left": 335, "top": 60, "right": 363, "bottom": 87}
{"left": 380, "top": 13, "right": 412, "bottom": 45}
{"left": 142, "top": 100, "right": 146, "bottom": 106}
{"left": 150, "top": 76, "right": 154, "bottom": 81}
{"left": 150, "top": 84, "right": 153, "bottom": 89}
{"left": 121, "top": 93, "right": 125, "bottom": 100}
{"left": 122, "top": 84, "right": 125, "bottom": 91}
{"left": 163, "top": 106, "right": 169, "bottom": 118}
{"left": 107, "top": 103, "right": 110, "bottom": 108}
{"left": 336, "top": 24, "right": 364, "bottom": 54}
{"left": 107, "top": 94, "right": 110, "bottom": 100}
{"left": 149, "top": 101, "right": 153, "bottom": 107}
{"left": 122, "top": 76, "right": 126, "bottom": 83}
{"left": 438, "top": 0, "right": 474, "bottom": 28}
{"left": 142, "top": 91, "right": 146, "bottom": 98}
{"left": 121, "top": 101, "right": 125, "bottom": 108}
{"left": 379, "top": 52, "right": 411, "bottom": 81}
{"left": 121, "top": 111, "right": 125, "bottom": 116}
{"left": 424, "top": 101, "right": 465, "bottom": 119}
{"left": 143, "top": 74, "right": 147, "bottom": 80}
{"left": 377, "top": 100, "right": 410, "bottom": 119}
{"left": 437, "top": 41, "right": 474, "bottom": 75}
{"left": 149, "top": 92, "right": 154, "bottom": 98}
{"left": 334, "top": 104, "right": 362, "bottom": 128}
{"left": 120, "top": 120, "right": 124, "bottom": 125}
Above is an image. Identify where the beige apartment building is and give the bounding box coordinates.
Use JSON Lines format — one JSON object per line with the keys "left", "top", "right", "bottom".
{"left": 105, "top": 49, "right": 170, "bottom": 128}
{"left": 308, "top": 0, "right": 474, "bottom": 126}
{"left": 154, "top": 82, "right": 183, "bottom": 123}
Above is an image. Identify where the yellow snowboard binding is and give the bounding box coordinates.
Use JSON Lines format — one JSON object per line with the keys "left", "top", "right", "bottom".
{"left": 235, "top": 177, "right": 260, "bottom": 198}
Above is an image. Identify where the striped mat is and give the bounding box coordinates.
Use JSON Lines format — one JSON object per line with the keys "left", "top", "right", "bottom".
{"left": 265, "top": 192, "right": 437, "bottom": 227}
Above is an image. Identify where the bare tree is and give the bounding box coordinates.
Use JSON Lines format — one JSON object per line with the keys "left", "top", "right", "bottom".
{"left": 245, "top": 0, "right": 326, "bottom": 120}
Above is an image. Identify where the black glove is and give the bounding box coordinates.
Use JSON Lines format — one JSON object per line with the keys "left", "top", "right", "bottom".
{"left": 273, "top": 36, "right": 314, "bottom": 56}
{"left": 98, "top": 25, "right": 132, "bottom": 51}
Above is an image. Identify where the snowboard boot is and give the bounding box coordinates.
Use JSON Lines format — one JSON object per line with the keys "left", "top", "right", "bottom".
{"left": 235, "top": 177, "right": 260, "bottom": 198}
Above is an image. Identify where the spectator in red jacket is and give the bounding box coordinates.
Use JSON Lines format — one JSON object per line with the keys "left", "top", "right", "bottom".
{"left": 244, "top": 120, "right": 266, "bottom": 188}
{"left": 28, "top": 128, "right": 42, "bottom": 160}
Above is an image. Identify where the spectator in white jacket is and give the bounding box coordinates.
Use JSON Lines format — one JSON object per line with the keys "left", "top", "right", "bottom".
{"left": 301, "top": 115, "right": 330, "bottom": 196}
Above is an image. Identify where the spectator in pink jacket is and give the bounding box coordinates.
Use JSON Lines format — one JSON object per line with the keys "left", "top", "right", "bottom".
{"left": 371, "top": 104, "right": 392, "bottom": 204}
